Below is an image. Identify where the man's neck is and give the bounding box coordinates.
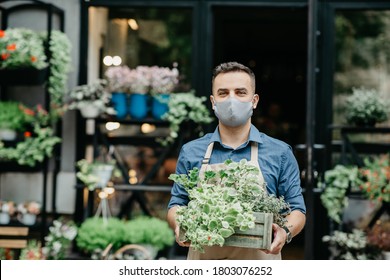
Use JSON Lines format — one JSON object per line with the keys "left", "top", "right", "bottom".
{"left": 218, "top": 122, "right": 251, "bottom": 149}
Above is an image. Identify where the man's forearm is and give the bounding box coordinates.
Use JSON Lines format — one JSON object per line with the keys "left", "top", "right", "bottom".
{"left": 285, "top": 210, "right": 306, "bottom": 238}
{"left": 167, "top": 206, "right": 178, "bottom": 231}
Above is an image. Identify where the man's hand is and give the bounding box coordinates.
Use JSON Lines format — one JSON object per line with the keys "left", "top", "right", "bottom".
{"left": 175, "top": 225, "right": 191, "bottom": 247}
{"left": 262, "top": 223, "right": 287, "bottom": 255}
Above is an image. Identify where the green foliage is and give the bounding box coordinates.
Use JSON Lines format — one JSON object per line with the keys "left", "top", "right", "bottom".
{"left": 122, "top": 216, "right": 175, "bottom": 251}
{"left": 76, "top": 216, "right": 174, "bottom": 255}
{"left": 0, "top": 124, "right": 61, "bottom": 166}
{"left": 0, "top": 101, "right": 27, "bottom": 130}
{"left": 322, "top": 229, "right": 380, "bottom": 260}
{"left": 169, "top": 159, "right": 290, "bottom": 252}
{"left": 42, "top": 217, "right": 78, "bottom": 260}
{"left": 76, "top": 159, "right": 116, "bottom": 190}
{"left": 159, "top": 91, "right": 214, "bottom": 146}
{"left": 76, "top": 217, "right": 126, "bottom": 253}
{"left": 44, "top": 30, "right": 72, "bottom": 108}
{"left": 319, "top": 164, "right": 359, "bottom": 224}
{"left": 345, "top": 87, "right": 388, "bottom": 126}
{"left": 0, "top": 28, "right": 47, "bottom": 69}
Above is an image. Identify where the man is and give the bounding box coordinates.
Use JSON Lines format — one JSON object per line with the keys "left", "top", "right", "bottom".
{"left": 167, "top": 61, "right": 306, "bottom": 259}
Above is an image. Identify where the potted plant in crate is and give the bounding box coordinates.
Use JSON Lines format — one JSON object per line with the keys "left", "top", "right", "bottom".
{"left": 169, "top": 159, "right": 290, "bottom": 253}
{"left": 344, "top": 87, "right": 389, "bottom": 127}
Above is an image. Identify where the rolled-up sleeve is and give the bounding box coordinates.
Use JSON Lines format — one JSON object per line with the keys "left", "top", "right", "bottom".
{"left": 279, "top": 146, "right": 306, "bottom": 214}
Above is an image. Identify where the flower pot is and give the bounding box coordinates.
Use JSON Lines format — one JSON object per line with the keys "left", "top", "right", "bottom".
{"left": 0, "top": 67, "right": 48, "bottom": 85}
{"left": 18, "top": 213, "right": 37, "bottom": 225}
{"left": 0, "top": 212, "right": 10, "bottom": 224}
{"left": 111, "top": 92, "right": 128, "bottom": 119}
{"left": 0, "top": 128, "right": 17, "bottom": 141}
{"left": 128, "top": 93, "right": 148, "bottom": 119}
{"left": 79, "top": 104, "right": 100, "bottom": 119}
{"left": 151, "top": 93, "right": 170, "bottom": 120}
{"left": 91, "top": 164, "right": 114, "bottom": 188}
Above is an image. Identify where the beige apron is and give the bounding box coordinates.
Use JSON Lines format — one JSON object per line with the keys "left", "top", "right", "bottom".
{"left": 187, "top": 141, "right": 282, "bottom": 260}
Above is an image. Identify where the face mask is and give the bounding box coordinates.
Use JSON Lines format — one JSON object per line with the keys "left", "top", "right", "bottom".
{"left": 213, "top": 97, "right": 254, "bottom": 127}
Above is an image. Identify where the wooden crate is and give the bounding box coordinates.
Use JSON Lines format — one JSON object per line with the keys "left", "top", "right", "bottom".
{"left": 179, "top": 212, "right": 273, "bottom": 250}
{"left": 224, "top": 212, "right": 273, "bottom": 250}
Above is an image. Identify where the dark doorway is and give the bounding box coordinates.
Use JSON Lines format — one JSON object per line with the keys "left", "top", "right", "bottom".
{"left": 213, "top": 7, "right": 307, "bottom": 148}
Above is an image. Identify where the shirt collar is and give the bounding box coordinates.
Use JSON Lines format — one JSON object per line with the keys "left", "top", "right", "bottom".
{"left": 208, "top": 124, "right": 263, "bottom": 145}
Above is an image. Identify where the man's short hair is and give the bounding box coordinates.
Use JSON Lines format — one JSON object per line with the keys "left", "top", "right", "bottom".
{"left": 212, "top": 61, "right": 256, "bottom": 93}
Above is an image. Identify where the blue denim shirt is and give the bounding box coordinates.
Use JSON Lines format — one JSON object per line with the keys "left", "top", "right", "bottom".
{"left": 168, "top": 125, "right": 306, "bottom": 214}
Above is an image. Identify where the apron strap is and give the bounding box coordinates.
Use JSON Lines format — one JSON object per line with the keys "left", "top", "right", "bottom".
{"left": 250, "top": 142, "right": 258, "bottom": 162}
{"left": 200, "top": 142, "right": 214, "bottom": 175}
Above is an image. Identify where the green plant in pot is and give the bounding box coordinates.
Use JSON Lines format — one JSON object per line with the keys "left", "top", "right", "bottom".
{"left": 76, "top": 159, "right": 116, "bottom": 190}
{"left": 319, "top": 164, "right": 360, "bottom": 224}
{"left": 169, "top": 159, "right": 290, "bottom": 253}
{"left": 0, "top": 101, "right": 27, "bottom": 140}
{"left": 345, "top": 87, "right": 389, "bottom": 127}
{"left": 76, "top": 217, "right": 126, "bottom": 254}
{"left": 122, "top": 216, "right": 175, "bottom": 259}
{"left": 66, "top": 79, "right": 115, "bottom": 119}
{"left": 159, "top": 91, "right": 214, "bottom": 146}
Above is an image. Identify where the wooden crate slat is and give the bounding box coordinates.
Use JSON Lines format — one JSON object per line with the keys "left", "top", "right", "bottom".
{"left": 224, "top": 235, "right": 266, "bottom": 249}
{"left": 0, "top": 239, "right": 27, "bottom": 249}
{"left": 0, "top": 227, "right": 29, "bottom": 236}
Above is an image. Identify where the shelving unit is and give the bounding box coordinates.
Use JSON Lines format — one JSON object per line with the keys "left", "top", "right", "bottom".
{"left": 329, "top": 125, "right": 390, "bottom": 228}
{"left": 74, "top": 116, "right": 188, "bottom": 223}
{"left": 0, "top": 0, "right": 64, "bottom": 244}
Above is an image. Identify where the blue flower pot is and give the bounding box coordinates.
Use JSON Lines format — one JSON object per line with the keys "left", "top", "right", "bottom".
{"left": 129, "top": 93, "right": 148, "bottom": 119}
{"left": 151, "top": 93, "right": 170, "bottom": 120}
{"left": 111, "top": 92, "right": 127, "bottom": 119}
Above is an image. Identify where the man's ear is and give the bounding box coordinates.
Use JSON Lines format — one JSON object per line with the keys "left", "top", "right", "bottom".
{"left": 210, "top": 95, "right": 215, "bottom": 109}
{"left": 253, "top": 94, "right": 259, "bottom": 109}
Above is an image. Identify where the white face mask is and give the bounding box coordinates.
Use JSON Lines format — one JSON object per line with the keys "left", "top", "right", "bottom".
{"left": 213, "top": 97, "right": 254, "bottom": 127}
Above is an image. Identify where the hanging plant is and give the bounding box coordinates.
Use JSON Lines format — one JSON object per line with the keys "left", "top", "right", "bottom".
{"left": 159, "top": 91, "right": 214, "bottom": 146}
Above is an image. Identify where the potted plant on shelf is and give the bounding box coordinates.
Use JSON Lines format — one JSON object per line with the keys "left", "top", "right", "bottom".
{"left": 358, "top": 153, "right": 390, "bottom": 203}
{"left": 0, "top": 28, "right": 47, "bottom": 83}
{"left": 319, "top": 164, "right": 360, "bottom": 224}
{"left": 66, "top": 79, "right": 115, "bottom": 119}
{"left": 344, "top": 87, "right": 389, "bottom": 127}
{"left": 76, "top": 159, "right": 116, "bottom": 191}
{"left": 17, "top": 200, "right": 41, "bottom": 225}
{"left": 149, "top": 66, "right": 179, "bottom": 120}
{"left": 128, "top": 66, "right": 151, "bottom": 119}
{"left": 0, "top": 101, "right": 28, "bottom": 141}
{"left": 0, "top": 200, "right": 16, "bottom": 224}
{"left": 104, "top": 65, "right": 132, "bottom": 119}
{"left": 159, "top": 91, "right": 214, "bottom": 146}
{"left": 366, "top": 219, "right": 390, "bottom": 259}
{"left": 169, "top": 159, "right": 290, "bottom": 253}
{"left": 322, "top": 229, "right": 380, "bottom": 260}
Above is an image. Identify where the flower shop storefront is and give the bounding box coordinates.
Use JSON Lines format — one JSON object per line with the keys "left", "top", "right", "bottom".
{"left": 2, "top": 0, "right": 390, "bottom": 260}
{"left": 76, "top": 0, "right": 390, "bottom": 260}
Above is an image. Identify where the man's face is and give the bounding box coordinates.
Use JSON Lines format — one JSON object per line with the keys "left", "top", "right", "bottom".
{"left": 211, "top": 72, "right": 258, "bottom": 107}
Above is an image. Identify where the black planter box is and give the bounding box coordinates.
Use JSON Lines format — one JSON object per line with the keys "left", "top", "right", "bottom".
{"left": 0, "top": 67, "right": 48, "bottom": 86}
